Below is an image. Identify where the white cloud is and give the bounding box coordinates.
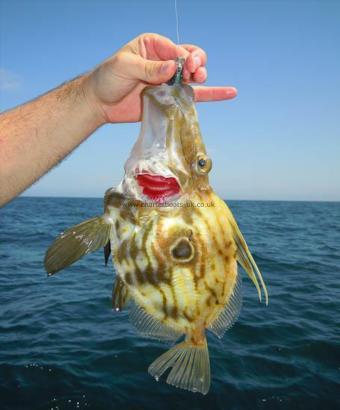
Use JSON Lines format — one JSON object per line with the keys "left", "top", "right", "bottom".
{"left": 0, "top": 68, "right": 21, "bottom": 91}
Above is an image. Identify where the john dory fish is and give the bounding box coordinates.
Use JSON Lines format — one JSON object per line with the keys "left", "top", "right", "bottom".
{"left": 45, "top": 61, "right": 268, "bottom": 395}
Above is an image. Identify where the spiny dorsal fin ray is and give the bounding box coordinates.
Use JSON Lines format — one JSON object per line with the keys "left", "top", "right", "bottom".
{"left": 208, "top": 272, "right": 242, "bottom": 338}
{"left": 45, "top": 216, "right": 112, "bottom": 275}
{"left": 224, "top": 205, "right": 268, "bottom": 305}
{"left": 104, "top": 241, "right": 111, "bottom": 266}
{"left": 112, "top": 276, "right": 130, "bottom": 311}
{"left": 129, "top": 302, "right": 181, "bottom": 342}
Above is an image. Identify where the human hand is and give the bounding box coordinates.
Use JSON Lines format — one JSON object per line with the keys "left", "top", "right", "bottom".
{"left": 84, "top": 33, "right": 237, "bottom": 123}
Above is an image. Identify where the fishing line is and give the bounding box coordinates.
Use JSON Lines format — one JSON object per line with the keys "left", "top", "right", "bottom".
{"left": 174, "top": 0, "right": 180, "bottom": 44}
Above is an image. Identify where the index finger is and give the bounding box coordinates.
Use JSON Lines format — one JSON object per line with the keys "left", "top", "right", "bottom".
{"left": 194, "top": 86, "right": 238, "bottom": 102}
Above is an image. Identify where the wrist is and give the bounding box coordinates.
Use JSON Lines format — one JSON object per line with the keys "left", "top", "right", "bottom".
{"left": 78, "top": 73, "right": 108, "bottom": 127}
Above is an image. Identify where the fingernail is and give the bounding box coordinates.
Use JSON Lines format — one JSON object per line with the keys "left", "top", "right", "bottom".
{"left": 226, "top": 87, "right": 237, "bottom": 97}
{"left": 193, "top": 55, "right": 201, "bottom": 68}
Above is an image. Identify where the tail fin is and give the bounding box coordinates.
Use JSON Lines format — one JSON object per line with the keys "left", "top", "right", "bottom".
{"left": 148, "top": 338, "right": 210, "bottom": 395}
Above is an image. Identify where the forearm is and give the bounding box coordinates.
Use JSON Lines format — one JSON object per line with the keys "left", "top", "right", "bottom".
{"left": 0, "top": 75, "right": 104, "bottom": 206}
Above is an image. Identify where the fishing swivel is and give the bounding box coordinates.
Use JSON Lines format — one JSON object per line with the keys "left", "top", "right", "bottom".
{"left": 167, "top": 57, "right": 185, "bottom": 85}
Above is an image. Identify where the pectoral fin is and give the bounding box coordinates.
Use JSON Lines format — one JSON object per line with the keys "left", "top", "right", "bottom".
{"left": 45, "top": 216, "right": 113, "bottom": 275}
{"left": 225, "top": 206, "right": 268, "bottom": 305}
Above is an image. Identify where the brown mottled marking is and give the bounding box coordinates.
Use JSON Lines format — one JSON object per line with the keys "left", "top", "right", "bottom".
{"left": 152, "top": 220, "right": 171, "bottom": 285}
{"left": 105, "top": 191, "right": 125, "bottom": 208}
{"left": 225, "top": 240, "right": 232, "bottom": 248}
{"left": 215, "top": 215, "right": 227, "bottom": 244}
{"left": 204, "top": 280, "right": 218, "bottom": 303}
{"left": 116, "top": 239, "right": 128, "bottom": 264}
{"left": 197, "top": 261, "right": 205, "bottom": 280}
{"left": 196, "top": 204, "right": 223, "bottom": 258}
{"left": 183, "top": 309, "right": 194, "bottom": 323}
{"left": 115, "top": 219, "right": 121, "bottom": 240}
{"left": 144, "top": 264, "right": 157, "bottom": 286}
{"left": 152, "top": 242, "right": 171, "bottom": 285}
{"left": 159, "top": 287, "right": 168, "bottom": 318}
{"left": 120, "top": 207, "right": 134, "bottom": 223}
{"left": 193, "top": 239, "right": 204, "bottom": 287}
{"left": 169, "top": 304, "right": 179, "bottom": 319}
{"left": 130, "top": 235, "right": 145, "bottom": 284}
{"left": 141, "top": 216, "right": 154, "bottom": 250}
{"left": 131, "top": 216, "right": 157, "bottom": 285}
{"left": 125, "top": 272, "right": 133, "bottom": 285}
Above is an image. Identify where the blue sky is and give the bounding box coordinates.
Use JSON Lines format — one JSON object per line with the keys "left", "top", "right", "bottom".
{"left": 1, "top": 0, "right": 339, "bottom": 201}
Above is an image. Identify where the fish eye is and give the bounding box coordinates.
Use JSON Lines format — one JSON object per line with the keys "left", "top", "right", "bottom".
{"left": 195, "top": 153, "right": 212, "bottom": 175}
{"left": 170, "top": 237, "right": 194, "bottom": 263}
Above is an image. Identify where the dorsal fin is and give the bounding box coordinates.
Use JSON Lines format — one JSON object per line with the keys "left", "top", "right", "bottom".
{"left": 224, "top": 205, "right": 268, "bottom": 305}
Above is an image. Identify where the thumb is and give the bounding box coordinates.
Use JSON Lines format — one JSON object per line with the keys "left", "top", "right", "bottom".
{"left": 139, "top": 58, "right": 177, "bottom": 84}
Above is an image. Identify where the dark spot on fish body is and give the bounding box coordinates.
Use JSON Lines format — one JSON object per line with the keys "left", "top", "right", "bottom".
{"left": 171, "top": 238, "right": 193, "bottom": 261}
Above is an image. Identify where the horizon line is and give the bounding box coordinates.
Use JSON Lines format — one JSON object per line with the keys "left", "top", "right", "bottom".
{"left": 19, "top": 195, "right": 340, "bottom": 203}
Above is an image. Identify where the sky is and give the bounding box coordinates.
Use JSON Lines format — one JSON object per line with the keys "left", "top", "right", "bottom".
{"left": 0, "top": 0, "right": 339, "bottom": 201}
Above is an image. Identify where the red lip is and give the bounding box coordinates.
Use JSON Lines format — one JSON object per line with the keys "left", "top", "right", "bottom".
{"left": 136, "top": 174, "right": 180, "bottom": 202}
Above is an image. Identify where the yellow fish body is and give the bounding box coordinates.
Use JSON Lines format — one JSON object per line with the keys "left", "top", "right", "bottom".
{"left": 45, "top": 81, "right": 268, "bottom": 395}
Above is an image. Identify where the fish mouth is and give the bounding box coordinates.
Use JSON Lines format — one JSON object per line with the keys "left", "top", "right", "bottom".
{"left": 136, "top": 173, "right": 180, "bottom": 202}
